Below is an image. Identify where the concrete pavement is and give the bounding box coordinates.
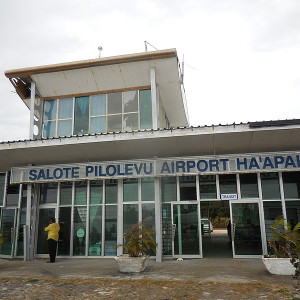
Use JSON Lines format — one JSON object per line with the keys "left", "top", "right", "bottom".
{"left": 0, "top": 257, "right": 295, "bottom": 284}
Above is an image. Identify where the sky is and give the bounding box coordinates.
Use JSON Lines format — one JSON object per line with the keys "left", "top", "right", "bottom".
{"left": 0, "top": 0, "right": 299, "bottom": 142}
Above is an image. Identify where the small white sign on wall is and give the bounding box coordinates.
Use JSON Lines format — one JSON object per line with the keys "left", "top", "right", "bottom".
{"left": 220, "top": 194, "right": 238, "bottom": 200}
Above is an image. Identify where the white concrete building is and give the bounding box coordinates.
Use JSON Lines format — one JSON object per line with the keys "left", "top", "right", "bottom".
{"left": 1, "top": 49, "right": 300, "bottom": 261}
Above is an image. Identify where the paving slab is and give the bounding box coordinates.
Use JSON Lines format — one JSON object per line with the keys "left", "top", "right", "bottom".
{"left": 0, "top": 257, "right": 295, "bottom": 284}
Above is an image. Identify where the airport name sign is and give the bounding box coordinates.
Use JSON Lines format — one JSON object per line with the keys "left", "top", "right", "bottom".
{"left": 11, "top": 152, "right": 300, "bottom": 183}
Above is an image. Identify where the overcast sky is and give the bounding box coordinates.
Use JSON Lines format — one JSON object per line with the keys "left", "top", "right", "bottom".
{"left": 0, "top": 0, "right": 299, "bottom": 142}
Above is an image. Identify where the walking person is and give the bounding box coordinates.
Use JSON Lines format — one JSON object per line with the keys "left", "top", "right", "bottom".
{"left": 45, "top": 217, "right": 60, "bottom": 263}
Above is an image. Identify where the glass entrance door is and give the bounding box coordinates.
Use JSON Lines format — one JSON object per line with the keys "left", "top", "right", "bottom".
{"left": 0, "top": 208, "right": 17, "bottom": 258}
{"left": 37, "top": 208, "right": 56, "bottom": 255}
{"left": 172, "top": 203, "right": 201, "bottom": 257}
{"left": 230, "top": 201, "right": 263, "bottom": 258}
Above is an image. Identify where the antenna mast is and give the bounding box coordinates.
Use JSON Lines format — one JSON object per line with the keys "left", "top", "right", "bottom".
{"left": 144, "top": 41, "right": 158, "bottom": 52}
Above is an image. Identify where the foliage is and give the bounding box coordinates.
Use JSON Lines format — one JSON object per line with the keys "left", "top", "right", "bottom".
{"left": 118, "top": 222, "right": 157, "bottom": 257}
{"left": 269, "top": 216, "right": 300, "bottom": 276}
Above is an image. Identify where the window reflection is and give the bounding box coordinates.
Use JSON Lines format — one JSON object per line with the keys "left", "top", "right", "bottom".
{"left": 199, "top": 175, "right": 217, "bottom": 199}
{"left": 179, "top": 176, "right": 196, "bottom": 200}
{"left": 240, "top": 174, "right": 258, "bottom": 198}
{"left": 261, "top": 173, "right": 281, "bottom": 200}
{"left": 73, "top": 207, "right": 87, "bottom": 256}
{"left": 219, "top": 174, "right": 237, "bottom": 194}
{"left": 105, "top": 205, "right": 117, "bottom": 256}
{"left": 89, "top": 206, "right": 102, "bottom": 256}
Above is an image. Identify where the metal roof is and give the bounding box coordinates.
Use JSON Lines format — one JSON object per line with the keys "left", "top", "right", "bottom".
{"left": 0, "top": 120, "right": 300, "bottom": 172}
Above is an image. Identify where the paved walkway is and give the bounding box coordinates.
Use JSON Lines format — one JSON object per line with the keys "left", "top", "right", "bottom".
{"left": 0, "top": 257, "right": 295, "bottom": 284}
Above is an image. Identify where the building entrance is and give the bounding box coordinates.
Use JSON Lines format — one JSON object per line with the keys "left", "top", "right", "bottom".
{"left": 0, "top": 208, "right": 17, "bottom": 258}
{"left": 201, "top": 201, "right": 232, "bottom": 258}
{"left": 172, "top": 203, "right": 201, "bottom": 258}
{"left": 200, "top": 201, "right": 264, "bottom": 258}
{"left": 230, "top": 201, "right": 263, "bottom": 258}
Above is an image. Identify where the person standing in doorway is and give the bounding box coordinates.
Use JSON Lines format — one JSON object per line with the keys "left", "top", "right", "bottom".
{"left": 45, "top": 217, "right": 60, "bottom": 263}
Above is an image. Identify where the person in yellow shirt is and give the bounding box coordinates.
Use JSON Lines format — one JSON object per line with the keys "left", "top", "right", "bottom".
{"left": 44, "top": 217, "right": 60, "bottom": 263}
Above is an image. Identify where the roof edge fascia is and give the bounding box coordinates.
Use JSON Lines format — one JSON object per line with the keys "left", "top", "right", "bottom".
{"left": 5, "top": 49, "right": 177, "bottom": 78}
{"left": 1, "top": 123, "right": 300, "bottom": 151}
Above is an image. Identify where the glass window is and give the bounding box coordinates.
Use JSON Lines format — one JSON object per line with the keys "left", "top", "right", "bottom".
{"left": 58, "top": 98, "right": 73, "bottom": 119}
{"left": 179, "top": 176, "right": 197, "bottom": 200}
{"left": 161, "top": 177, "right": 177, "bottom": 202}
{"left": 44, "top": 100, "right": 57, "bottom": 121}
{"left": 107, "top": 115, "right": 122, "bottom": 132}
{"left": 90, "top": 180, "right": 103, "bottom": 204}
{"left": 162, "top": 203, "right": 172, "bottom": 255}
{"left": 58, "top": 207, "right": 71, "bottom": 256}
{"left": 74, "top": 96, "right": 89, "bottom": 135}
{"left": 140, "top": 90, "right": 152, "bottom": 130}
{"left": 199, "top": 175, "right": 217, "bottom": 199}
{"left": 0, "top": 173, "right": 6, "bottom": 206}
{"left": 240, "top": 174, "right": 259, "bottom": 198}
{"left": 123, "top": 204, "right": 138, "bottom": 234}
{"left": 105, "top": 205, "right": 117, "bottom": 256}
{"left": 107, "top": 93, "right": 122, "bottom": 114}
{"left": 123, "top": 113, "right": 138, "bottom": 131}
{"left": 75, "top": 181, "right": 87, "bottom": 205}
{"left": 17, "top": 185, "right": 27, "bottom": 256}
{"left": 283, "top": 172, "right": 300, "bottom": 199}
{"left": 58, "top": 120, "right": 72, "bottom": 136}
{"left": 219, "top": 174, "right": 237, "bottom": 194}
{"left": 123, "top": 91, "right": 138, "bottom": 113}
{"left": 142, "top": 203, "right": 155, "bottom": 230}
{"left": 73, "top": 206, "right": 87, "bottom": 256}
{"left": 60, "top": 182, "right": 72, "bottom": 206}
{"left": 285, "top": 201, "right": 300, "bottom": 226}
{"left": 106, "top": 180, "right": 118, "bottom": 204}
{"left": 43, "top": 121, "right": 56, "bottom": 138}
{"left": 89, "top": 206, "right": 102, "bottom": 256}
{"left": 261, "top": 173, "right": 281, "bottom": 200}
{"left": 123, "top": 178, "right": 138, "bottom": 202}
{"left": 263, "top": 201, "right": 283, "bottom": 254}
{"left": 90, "top": 116, "right": 106, "bottom": 134}
{"left": 6, "top": 183, "right": 19, "bottom": 207}
{"left": 91, "top": 94, "right": 106, "bottom": 116}
{"left": 141, "top": 178, "right": 155, "bottom": 202}
{"left": 40, "top": 183, "right": 58, "bottom": 204}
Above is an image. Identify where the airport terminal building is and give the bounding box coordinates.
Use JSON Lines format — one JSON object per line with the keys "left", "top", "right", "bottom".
{"left": 1, "top": 49, "right": 300, "bottom": 261}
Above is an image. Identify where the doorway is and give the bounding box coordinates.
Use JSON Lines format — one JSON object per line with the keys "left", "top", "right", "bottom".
{"left": 36, "top": 208, "right": 56, "bottom": 255}
{"left": 200, "top": 201, "right": 232, "bottom": 258}
{"left": 0, "top": 208, "right": 17, "bottom": 258}
{"left": 230, "top": 201, "right": 263, "bottom": 258}
{"left": 172, "top": 203, "right": 201, "bottom": 257}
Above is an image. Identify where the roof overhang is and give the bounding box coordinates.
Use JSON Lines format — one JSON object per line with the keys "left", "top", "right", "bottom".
{"left": 1, "top": 124, "right": 300, "bottom": 173}
{"left": 5, "top": 49, "right": 189, "bottom": 127}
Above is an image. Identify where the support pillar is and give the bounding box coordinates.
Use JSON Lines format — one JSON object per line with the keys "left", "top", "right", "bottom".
{"left": 150, "top": 67, "right": 159, "bottom": 130}
{"left": 29, "top": 82, "right": 35, "bottom": 140}
{"left": 154, "top": 177, "right": 162, "bottom": 262}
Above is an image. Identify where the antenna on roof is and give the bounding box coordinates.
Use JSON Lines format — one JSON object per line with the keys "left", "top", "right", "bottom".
{"left": 144, "top": 41, "right": 158, "bottom": 52}
{"left": 98, "top": 46, "right": 103, "bottom": 58}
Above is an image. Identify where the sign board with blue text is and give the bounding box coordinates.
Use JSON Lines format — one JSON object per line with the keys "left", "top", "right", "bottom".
{"left": 10, "top": 151, "right": 300, "bottom": 184}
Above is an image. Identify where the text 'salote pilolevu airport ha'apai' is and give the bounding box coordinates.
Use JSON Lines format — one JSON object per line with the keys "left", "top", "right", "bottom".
{"left": 1, "top": 48, "right": 300, "bottom": 261}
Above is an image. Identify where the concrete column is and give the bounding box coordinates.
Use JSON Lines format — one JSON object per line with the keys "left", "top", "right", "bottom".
{"left": 117, "top": 179, "right": 123, "bottom": 256}
{"left": 29, "top": 82, "right": 35, "bottom": 140}
{"left": 154, "top": 177, "right": 162, "bottom": 262}
{"left": 150, "top": 67, "right": 158, "bottom": 130}
{"left": 25, "top": 184, "right": 32, "bottom": 261}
